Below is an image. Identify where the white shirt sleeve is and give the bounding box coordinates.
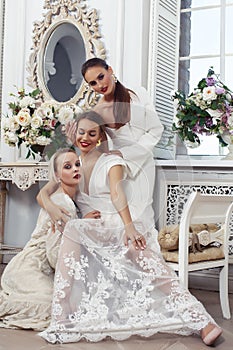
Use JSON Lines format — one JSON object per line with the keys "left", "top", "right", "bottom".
{"left": 119, "top": 86, "right": 164, "bottom": 177}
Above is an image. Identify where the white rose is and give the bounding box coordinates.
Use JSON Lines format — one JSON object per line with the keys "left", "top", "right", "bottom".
{"left": 3, "top": 117, "right": 18, "bottom": 130}
{"left": 36, "top": 135, "right": 51, "bottom": 145}
{"left": 31, "top": 115, "right": 43, "bottom": 129}
{"left": 5, "top": 131, "right": 18, "bottom": 144}
{"left": 8, "top": 117, "right": 20, "bottom": 131}
{"left": 15, "top": 109, "right": 31, "bottom": 126}
{"left": 57, "top": 106, "right": 74, "bottom": 125}
{"left": 35, "top": 106, "right": 54, "bottom": 119}
{"left": 18, "top": 130, "right": 28, "bottom": 139}
{"left": 202, "top": 86, "right": 217, "bottom": 101}
{"left": 19, "top": 96, "right": 36, "bottom": 108}
{"left": 41, "top": 100, "right": 59, "bottom": 110}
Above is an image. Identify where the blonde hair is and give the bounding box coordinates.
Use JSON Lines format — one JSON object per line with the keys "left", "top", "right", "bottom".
{"left": 48, "top": 148, "right": 77, "bottom": 182}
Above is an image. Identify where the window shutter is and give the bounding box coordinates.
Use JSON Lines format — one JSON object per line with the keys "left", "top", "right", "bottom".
{"left": 148, "top": 0, "right": 181, "bottom": 159}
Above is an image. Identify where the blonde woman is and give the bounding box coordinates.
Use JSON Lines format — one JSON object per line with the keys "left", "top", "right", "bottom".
{"left": 0, "top": 148, "right": 99, "bottom": 330}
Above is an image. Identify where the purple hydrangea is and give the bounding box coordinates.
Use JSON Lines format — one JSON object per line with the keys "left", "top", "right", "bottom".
{"left": 206, "top": 77, "right": 216, "bottom": 86}
{"left": 205, "top": 117, "right": 213, "bottom": 128}
{"left": 221, "top": 115, "right": 228, "bottom": 124}
{"left": 192, "top": 122, "right": 205, "bottom": 134}
{"left": 225, "top": 102, "right": 232, "bottom": 117}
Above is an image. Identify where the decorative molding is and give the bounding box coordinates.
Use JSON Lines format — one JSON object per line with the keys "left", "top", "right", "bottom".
{"left": 27, "top": 0, "right": 106, "bottom": 108}
{"left": 155, "top": 162, "right": 233, "bottom": 262}
{"left": 165, "top": 183, "right": 233, "bottom": 257}
{"left": 0, "top": 163, "right": 49, "bottom": 257}
{"left": 0, "top": 163, "right": 48, "bottom": 191}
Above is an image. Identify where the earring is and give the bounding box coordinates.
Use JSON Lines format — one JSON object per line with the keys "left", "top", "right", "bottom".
{"left": 112, "top": 73, "right": 118, "bottom": 83}
{"left": 96, "top": 139, "right": 101, "bottom": 147}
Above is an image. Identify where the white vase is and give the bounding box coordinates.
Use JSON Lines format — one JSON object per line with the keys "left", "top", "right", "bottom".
{"left": 221, "top": 132, "right": 233, "bottom": 160}
{"left": 17, "top": 143, "right": 42, "bottom": 162}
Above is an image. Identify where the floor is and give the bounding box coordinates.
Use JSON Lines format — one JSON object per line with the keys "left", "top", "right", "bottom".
{"left": 0, "top": 264, "right": 233, "bottom": 350}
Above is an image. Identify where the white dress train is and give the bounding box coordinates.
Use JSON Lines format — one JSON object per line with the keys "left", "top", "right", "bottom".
{"left": 0, "top": 193, "right": 77, "bottom": 330}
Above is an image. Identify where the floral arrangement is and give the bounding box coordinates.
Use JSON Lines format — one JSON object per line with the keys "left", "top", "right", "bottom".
{"left": 171, "top": 67, "right": 233, "bottom": 148}
{"left": 3, "top": 87, "right": 82, "bottom": 159}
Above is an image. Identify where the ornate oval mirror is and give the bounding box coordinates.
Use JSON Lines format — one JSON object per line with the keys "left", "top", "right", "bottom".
{"left": 27, "top": 0, "right": 106, "bottom": 108}
{"left": 43, "top": 22, "right": 86, "bottom": 102}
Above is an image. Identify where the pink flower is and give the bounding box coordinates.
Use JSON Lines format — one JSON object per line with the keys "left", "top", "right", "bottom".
{"left": 215, "top": 87, "right": 225, "bottom": 94}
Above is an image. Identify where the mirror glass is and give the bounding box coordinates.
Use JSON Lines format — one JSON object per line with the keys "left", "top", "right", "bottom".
{"left": 43, "top": 22, "right": 86, "bottom": 102}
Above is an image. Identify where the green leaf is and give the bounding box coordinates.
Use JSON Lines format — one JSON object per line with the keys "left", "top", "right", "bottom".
{"left": 29, "top": 88, "right": 41, "bottom": 97}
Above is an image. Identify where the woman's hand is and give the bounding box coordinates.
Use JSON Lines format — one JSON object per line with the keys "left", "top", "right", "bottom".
{"left": 47, "top": 202, "right": 71, "bottom": 232}
{"left": 65, "top": 120, "right": 77, "bottom": 145}
{"left": 84, "top": 210, "right": 101, "bottom": 219}
{"left": 123, "top": 223, "right": 146, "bottom": 250}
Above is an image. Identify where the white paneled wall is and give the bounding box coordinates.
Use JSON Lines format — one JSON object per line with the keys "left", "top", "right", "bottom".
{"left": 1, "top": 0, "right": 44, "bottom": 162}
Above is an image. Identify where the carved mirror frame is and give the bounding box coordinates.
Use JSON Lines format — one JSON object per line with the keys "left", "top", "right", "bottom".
{"left": 27, "top": 0, "right": 106, "bottom": 108}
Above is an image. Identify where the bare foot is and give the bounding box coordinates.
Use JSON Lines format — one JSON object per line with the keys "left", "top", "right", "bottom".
{"left": 201, "top": 323, "right": 222, "bottom": 346}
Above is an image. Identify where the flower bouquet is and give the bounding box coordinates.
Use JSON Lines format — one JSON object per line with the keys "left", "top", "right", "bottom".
{"left": 3, "top": 87, "right": 82, "bottom": 159}
{"left": 171, "top": 67, "right": 233, "bottom": 148}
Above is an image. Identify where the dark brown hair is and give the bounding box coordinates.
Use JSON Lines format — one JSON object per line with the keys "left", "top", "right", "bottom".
{"left": 81, "top": 58, "right": 136, "bottom": 124}
{"left": 75, "top": 110, "right": 107, "bottom": 139}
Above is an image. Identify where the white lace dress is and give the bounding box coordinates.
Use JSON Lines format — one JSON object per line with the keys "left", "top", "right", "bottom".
{"left": 0, "top": 193, "right": 77, "bottom": 331}
{"left": 39, "top": 155, "right": 216, "bottom": 343}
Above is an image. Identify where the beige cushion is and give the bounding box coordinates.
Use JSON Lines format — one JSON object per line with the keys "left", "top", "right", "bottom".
{"left": 158, "top": 225, "right": 179, "bottom": 251}
{"left": 158, "top": 223, "right": 224, "bottom": 264}
{"left": 161, "top": 247, "right": 224, "bottom": 264}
